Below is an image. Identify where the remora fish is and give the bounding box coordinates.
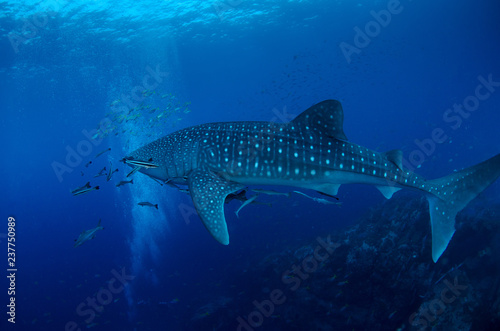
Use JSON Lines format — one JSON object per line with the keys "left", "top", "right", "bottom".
{"left": 116, "top": 179, "right": 134, "bottom": 187}
{"left": 126, "top": 166, "right": 140, "bottom": 178}
{"left": 138, "top": 202, "right": 158, "bottom": 209}
{"left": 251, "top": 189, "right": 291, "bottom": 197}
{"left": 125, "top": 100, "right": 500, "bottom": 262}
{"left": 95, "top": 148, "right": 111, "bottom": 159}
{"left": 72, "top": 186, "right": 99, "bottom": 196}
{"left": 123, "top": 157, "right": 159, "bottom": 169}
{"left": 235, "top": 194, "right": 259, "bottom": 218}
{"left": 71, "top": 182, "right": 91, "bottom": 194}
{"left": 94, "top": 166, "right": 107, "bottom": 178}
{"left": 106, "top": 162, "right": 119, "bottom": 182}
{"left": 74, "top": 219, "right": 104, "bottom": 247}
{"left": 293, "top": 190, "right": 342, "bottom": 206}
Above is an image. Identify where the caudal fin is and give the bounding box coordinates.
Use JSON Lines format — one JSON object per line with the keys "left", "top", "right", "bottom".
{"left": 426, "top": 154, "right": 500, "bottom": 262}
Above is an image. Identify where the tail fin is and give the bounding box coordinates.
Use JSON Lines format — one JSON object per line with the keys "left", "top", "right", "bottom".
{"left": 426, "top": 154, "right": 500, "bottom": 262}
{"left": 155, "top": 204, "right": 158, "bottom": 210}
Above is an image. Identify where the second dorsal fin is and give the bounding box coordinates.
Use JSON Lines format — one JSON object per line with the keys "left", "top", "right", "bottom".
{"left": 383, "top": 149, "right": 403, "bottom": 171}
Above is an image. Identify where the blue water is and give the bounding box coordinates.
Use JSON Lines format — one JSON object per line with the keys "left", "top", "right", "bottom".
{"left": 1, "top": 1, "right": 500, "bottom": 330}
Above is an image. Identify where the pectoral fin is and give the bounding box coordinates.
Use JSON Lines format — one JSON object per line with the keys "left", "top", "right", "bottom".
{"left": 187, "top": 168, "right": 245, "bottom": 245}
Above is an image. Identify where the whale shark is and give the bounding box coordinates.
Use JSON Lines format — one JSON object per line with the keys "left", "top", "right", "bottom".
{"left": 125, "top": 100, "right": 500, "bottom": 262}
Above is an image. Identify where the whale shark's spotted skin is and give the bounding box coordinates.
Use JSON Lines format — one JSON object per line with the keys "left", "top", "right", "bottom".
{"left": 127, "top": 100, "right": 500, "bottom": 262}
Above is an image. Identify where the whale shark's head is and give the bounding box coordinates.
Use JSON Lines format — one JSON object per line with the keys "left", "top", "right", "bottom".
{"left": 123, "top": 137, "right": 172, "bottom": 181}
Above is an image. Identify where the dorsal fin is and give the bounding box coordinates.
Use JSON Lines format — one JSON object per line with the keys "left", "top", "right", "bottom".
{"left": 383, "top": 149, "right": 403, "bottom": 171}
{"left": 290, "top": 100, "right": 348, "bottom": 141}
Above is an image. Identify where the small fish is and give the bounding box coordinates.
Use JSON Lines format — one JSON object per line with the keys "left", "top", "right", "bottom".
{"left": 81, "top": 171, "right": 84, "bottom": 176}
{"left": 116, "top": 179, "right": 133, "bottom": 187}
{"left": 126, "top": 166, "right": 140, "bottom": 178}
{"left": 138, "top": 202, "right": 158, "bottom": 209}
{"left": 106, "top": 162, "right": 119, "bottom": 182}
{"left": 150, "top": 177, "right": 164, "bottom": 186}
{"left": 388, "top": 310, "right": 397, "bottom": 319}
{"left": 235, "top": 194, "right": 260, "bottom": 218}
{"left": 94, "top": 166, "right": 107, "bottom": 177}
{"left": 95, "top": 148, "right": 111, "bottom": 159}
{"left": 72, "top": 186, "right": 99, "bottom": 196}
{"left": 169, "top": 298, "right": 179, "bottom": 304}
{"left": 124, "top": 157, "right": 159, "bottom": 169}
{"left": 74, "top": 219, "right": 104, "bottom": 247}
{"left": 317, "top": 191, "right": 340, "bottom": 200}
{"left": 71, "top": 182, "right": 91, "bottom": 194}
{"left": 293, "top": 191, "right": 342, "bottom": 206}
{"left": 434, "top": 262, "right": 464, "bottom": 285}
{"left": 251, "top": 189, "right": 291, "bottom": 197}
{"left": 110, "top": 99, "right": 120, "bottom": 106}
{"left": 85, "top": 161, "right": 92, "bottom": 168}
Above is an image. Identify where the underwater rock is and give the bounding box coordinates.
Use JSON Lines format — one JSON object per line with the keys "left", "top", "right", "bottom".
{"left": 185, "top": 193, "right": 500, "bottom": 330}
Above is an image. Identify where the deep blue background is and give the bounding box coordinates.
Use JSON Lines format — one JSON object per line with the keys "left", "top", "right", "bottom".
{"left": 1, "top": 0, "right": 499, "bottom": 330}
